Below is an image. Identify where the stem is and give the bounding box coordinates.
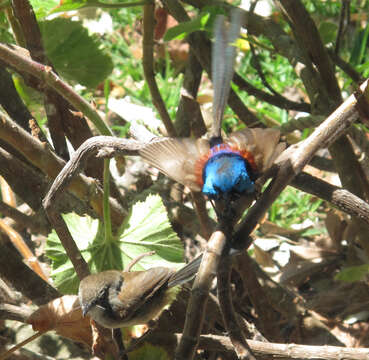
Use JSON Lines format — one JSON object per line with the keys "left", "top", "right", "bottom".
{"left": 103, "top": 159, "right": 113, "bottom": 241}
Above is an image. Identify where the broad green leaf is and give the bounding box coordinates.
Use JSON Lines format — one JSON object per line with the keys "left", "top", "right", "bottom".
{"left": 115, "top": 194, "right": 184, "bottom": 270}
{"left": 46, "top": 195, "right": 184, "bottom": 294}
{"left": 40, "top": 18, "right": 113, "bottom": 88}
{"left": 46, "top": 213, "right": 101, "bottom": 293}
{"left": 335, "top": 264, "right": 369, "bottom": 282}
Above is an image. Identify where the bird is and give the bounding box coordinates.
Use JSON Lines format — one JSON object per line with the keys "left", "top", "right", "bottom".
{"left": 139, "top": 10, "right": 285, "bottom": 202}
{"left": 78, "top": 255, "right": 202, "bottom": 329}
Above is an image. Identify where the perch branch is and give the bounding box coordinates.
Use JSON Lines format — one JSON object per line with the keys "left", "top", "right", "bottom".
{"left": 42, "top": 136, "right": 145, "bottom": 279}
{"left": 233, "top": 79, "right": 368, "bottom": 244}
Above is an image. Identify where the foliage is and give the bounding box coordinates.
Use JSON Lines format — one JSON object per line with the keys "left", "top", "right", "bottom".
{"left": 1, "top": 0, "right": 369, "bottom": 358}
{"left": 40, "top": 18, "right": 113, "bottom": 88}
{"left": 46, "top": 195, "right": 184, "bottom": 294}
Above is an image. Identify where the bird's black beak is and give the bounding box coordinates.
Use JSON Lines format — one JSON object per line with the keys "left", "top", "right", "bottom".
{"left": 81, "top": 302, "right": 92, "bottom": 317}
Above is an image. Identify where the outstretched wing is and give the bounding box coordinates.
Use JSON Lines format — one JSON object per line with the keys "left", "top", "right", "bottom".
{"left": 139, "top": 137, "right": 210, "bottom": 192}
{"left": 226, "top": 128, "right": 285, "bottom": 173}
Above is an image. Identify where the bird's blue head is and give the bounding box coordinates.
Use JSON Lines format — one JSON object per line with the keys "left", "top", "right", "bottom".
{"left": 200, "top": 144, "right": 256, "bottom": 200}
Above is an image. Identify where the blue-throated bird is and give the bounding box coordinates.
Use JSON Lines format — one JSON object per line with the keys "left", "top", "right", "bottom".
{"left": 139, "top": 10, "right": 284, "bottom": 202}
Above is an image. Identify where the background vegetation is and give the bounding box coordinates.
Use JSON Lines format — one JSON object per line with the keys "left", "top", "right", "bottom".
{"left": 0, "top": 0, "right": 369, "bottom": 359}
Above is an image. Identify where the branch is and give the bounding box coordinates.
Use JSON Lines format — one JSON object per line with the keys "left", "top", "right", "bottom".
{"left": 142, "top": 3, "right": 177, "bottom": 137}
{"left": 175, "top": 229, "right": 227, "bottom": 359}
{"left": 278, "top": 0, "right": 342, "bottom": 106}
{"left": 292, "top": 172, "right": 369, "bottom": 225}
{"left": 217, "top": 255, "right": 256, "bottom": 359}
{"left": 42, "top": 136, "right": 144, "bottom": 279}
{"left": 147, "top": 332, "right": 369, "bottom": 359}
{"left": 12, "top": 0, "right": 69, "bottom": 159}
{"left": 175, "top": 49, "right": 206, "bottom": 137}
{"left": 0, "top": 43, "right": 112, "bottom": 136}
{"left": 233, "top": 79, "right": 368, "bottom": 244}
{"left": 0, "top": 243, "right": 59, "bottom": 305}
{"left": 0, "top": 113, "right": 125, "bottom": 226}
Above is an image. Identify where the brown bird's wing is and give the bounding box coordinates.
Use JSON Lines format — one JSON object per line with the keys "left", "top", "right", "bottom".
{"left": 226, "top": 128, "right": 285, "bottom": 173}
{"left": 139, "top": 137, "right": 210, "bottom": 191}
{"left": 114, "top": 267, "right": 174, "bottom": 325}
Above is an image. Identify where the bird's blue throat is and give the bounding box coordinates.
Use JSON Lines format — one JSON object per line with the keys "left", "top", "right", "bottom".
{"left": 201, "top": 144, "right": 256, "bottom": 200}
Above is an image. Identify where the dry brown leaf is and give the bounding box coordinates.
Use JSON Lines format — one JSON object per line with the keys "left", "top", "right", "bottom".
{"left": 254, "top": 244, "right": 275, "bottom": 268}
{"left": 27, "top": 295, "right": 92, "bottom": 346}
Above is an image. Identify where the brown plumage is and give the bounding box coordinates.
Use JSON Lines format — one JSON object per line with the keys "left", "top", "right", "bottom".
{"left": 78, "top": 256, "right": 201, "bottom": 328}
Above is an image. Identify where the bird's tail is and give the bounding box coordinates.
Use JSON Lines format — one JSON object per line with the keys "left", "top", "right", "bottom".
{"left": 168, "top": 255, "right": 203, "bottom": 288}
{"left": 211, "top": 9, "right": 242, "bottom": 140}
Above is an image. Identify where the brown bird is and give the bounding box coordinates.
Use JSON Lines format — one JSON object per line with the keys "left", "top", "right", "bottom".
{"left": 78, "top": 256, "right": 202, "bottom": 329}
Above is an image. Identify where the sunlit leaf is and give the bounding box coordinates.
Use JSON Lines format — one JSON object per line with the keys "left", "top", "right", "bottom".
{"left": 40, "top": 18, "right": 113, "bottom": 88}
{"left": 29, "top": 0, "right": 59, "bottom": 19}
{"left": 46, "top": 195, "right": 184, "bottom": 294}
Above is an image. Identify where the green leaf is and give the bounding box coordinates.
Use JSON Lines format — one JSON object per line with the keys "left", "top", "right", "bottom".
{"left": 40, "top": 18, "right": 113, "bottom": 88}
{"left": 115, "top": 194, "right": 184, "bottom": 270}
{"left": 318, "top": 21, "right": 337, "bottom": 45}
{"left": 46, "top": 195, "right": 184, "bottom": 294}
{"left": 129, "top": 342, "right": 169, "bottom": 360}
{"left": 49, "top": 0, "right": 91, "bottom": 14}
{"left": 335, "top": 264, "right": 369, "bottom": 282}
{"left": 29, "top": 0, "right": 59, "bottom": 19}
{"left": 164, "top": 13, "right": 210, "bottom": 41}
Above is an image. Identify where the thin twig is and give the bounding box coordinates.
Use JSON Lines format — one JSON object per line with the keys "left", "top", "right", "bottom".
{"left": 0, "top": 331, "right": 45, "bottom": 360}
{"left": 334, "top": 0, "right": 350, "bottom": 55}
{"left": 142, "top": 3, "right": 177, "bottom": 137}
{"left": 233, "top": 73, "right": 311, "bottom": 113}
{"left": 125, "top": 251, "right": 156, "bottom": 272}
{"left": 217, "top": 255, "right": 256, "bottom": 360}
{"left": 0, "top": 43, "right": 112, "bottom": 136}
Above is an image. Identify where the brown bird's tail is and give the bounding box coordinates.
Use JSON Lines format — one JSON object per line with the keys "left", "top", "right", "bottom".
{"left": 168, "top": 255, "right": 203, "bottom": 288}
